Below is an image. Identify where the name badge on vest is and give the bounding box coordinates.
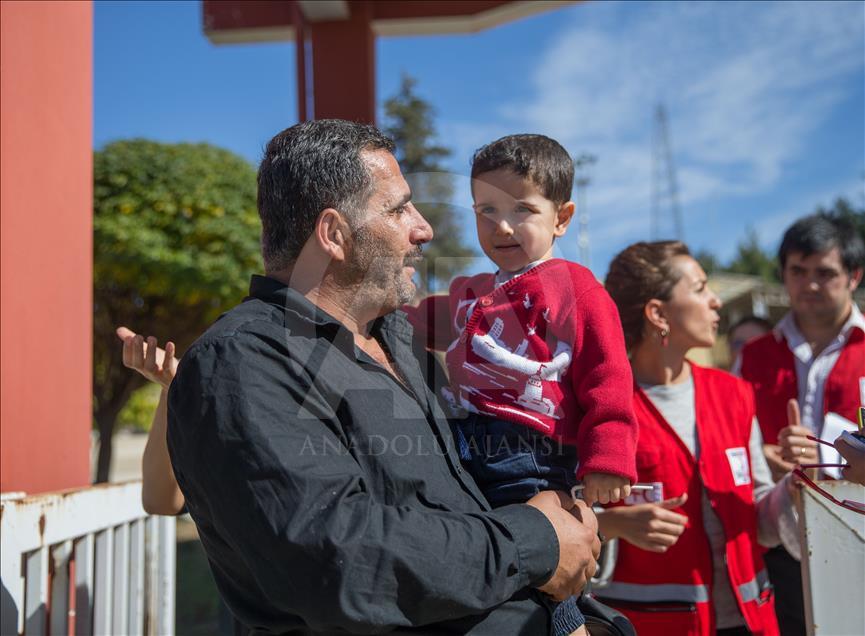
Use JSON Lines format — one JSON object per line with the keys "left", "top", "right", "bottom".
{"left": 726, "top": 447, "right": 751, "bottom": 486}
{"left": 624, "top": 482, "right": 664, "bottom": 505}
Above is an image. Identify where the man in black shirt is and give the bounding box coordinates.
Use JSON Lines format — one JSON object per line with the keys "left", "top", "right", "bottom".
{"left": 167, "top": 119, "right": 600, "bottom": 634}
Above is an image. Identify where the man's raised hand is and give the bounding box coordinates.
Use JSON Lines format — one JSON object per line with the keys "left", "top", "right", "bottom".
{"left": 778, "top": 399, "right": 818, "bottom": 465}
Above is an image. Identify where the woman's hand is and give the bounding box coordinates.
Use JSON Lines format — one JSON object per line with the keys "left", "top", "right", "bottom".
{"left": 116, "top": 326, "right": 185, "bottom": 515}
{"left": 598, "top": 493, "right": 689, "bottom": 553}
{"left": 116, "top": 326, "right": 178, "bottom": 389}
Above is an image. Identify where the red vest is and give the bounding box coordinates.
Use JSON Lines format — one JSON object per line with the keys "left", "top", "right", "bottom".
{"left": 740, "top": 327, "right": 864, "bottom": 444}
{"left": 598, "top": 364, "right": 778, "bottom": 636}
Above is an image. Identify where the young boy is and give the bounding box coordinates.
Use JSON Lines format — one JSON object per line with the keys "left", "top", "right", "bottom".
{"left": 406, "top": 135, "right": 638, "bottom": 635}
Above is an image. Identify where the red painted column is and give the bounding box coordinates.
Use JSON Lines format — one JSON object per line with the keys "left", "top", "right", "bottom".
{"left": 310, "top": 1, "right": 376, "bottom": 123}
{"left": 1, "top": 1, "right": 93, "bottom": 494}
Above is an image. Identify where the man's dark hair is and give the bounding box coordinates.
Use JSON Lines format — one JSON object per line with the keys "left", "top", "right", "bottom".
{"left": 778, "top": 213, "right": 865, "bottom": 273}
{"left": 470, "top": 134, "right": 574, "bottom": 205}
{"left": 257, "top": 119, "right": 395, "bottom": 271}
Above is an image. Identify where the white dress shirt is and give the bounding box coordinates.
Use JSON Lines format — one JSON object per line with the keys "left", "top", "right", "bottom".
{"left": 773, "top": 304, "right": 865, "bottom": 436}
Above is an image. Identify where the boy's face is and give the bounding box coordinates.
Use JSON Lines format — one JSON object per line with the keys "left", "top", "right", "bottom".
{"left": 472, "top": 169, "right": 574, "bottom": 273}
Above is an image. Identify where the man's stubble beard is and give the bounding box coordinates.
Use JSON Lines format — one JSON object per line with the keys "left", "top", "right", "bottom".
{"left": 793, "top": 292, "right": 852, "bottom": 330}
{"left": 337, "top": 224, "right": 421, "bottom": 314}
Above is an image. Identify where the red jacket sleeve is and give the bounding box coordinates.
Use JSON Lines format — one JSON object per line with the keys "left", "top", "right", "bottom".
{"left": 569, "top": 287, "right": 639, "bottom": 483}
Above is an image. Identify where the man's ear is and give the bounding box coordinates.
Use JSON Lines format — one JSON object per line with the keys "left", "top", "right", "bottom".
{"left": 554, "top": 201, "right": 576, "bottom": 237}
{"left": 847, "top": 267, "right": 863, "bottom": 292}
{"left": 643, "top": 298, "right": 669, "bottom": 332}
{"left": 314, "top": 208, "right": 350, "bottom": 262}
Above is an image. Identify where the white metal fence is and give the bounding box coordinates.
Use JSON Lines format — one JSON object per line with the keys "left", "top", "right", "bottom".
{"left": 798, "top": 480, "right": 865, "bottom": 636}
{"left": 1, "top": 481, "right": 175, "bottom": 636}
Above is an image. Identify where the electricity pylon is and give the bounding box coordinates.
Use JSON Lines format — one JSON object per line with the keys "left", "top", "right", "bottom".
{"left": 651, "top": 103, "right": 683, "bottom": 240}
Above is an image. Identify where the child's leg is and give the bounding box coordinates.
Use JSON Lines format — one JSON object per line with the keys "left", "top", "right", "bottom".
{"left": 461, "top": 416, "right": 557, "bottom": 507}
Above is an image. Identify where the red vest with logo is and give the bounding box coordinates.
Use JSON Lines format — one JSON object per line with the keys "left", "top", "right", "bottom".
{"left": 598, "top": 364, "right": 778, "bottom": 636}
{"left": 740, "top": 327, "right": 864, "bottom": 444}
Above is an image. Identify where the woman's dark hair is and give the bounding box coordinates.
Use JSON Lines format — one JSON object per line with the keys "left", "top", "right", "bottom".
{"left": 470, "top": 134, "right": 574, "bottom": 205}
{"left": 257, "top": 119, "right": 395, "bottom": 272}
{"left": 605, "top": 241, "right": 692, "bottom": 351}
{"left": 779, "top": 213, "right": 865, "bottom": 273}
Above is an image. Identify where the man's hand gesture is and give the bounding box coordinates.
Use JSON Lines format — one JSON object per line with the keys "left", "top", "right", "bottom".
{"left": 778, "top": 399, "right": 818, "bottom": 465}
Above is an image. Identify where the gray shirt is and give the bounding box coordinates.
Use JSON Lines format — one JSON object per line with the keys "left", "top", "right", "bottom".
{"left": 641, "top": 375, "right": 796, "bottom": 629}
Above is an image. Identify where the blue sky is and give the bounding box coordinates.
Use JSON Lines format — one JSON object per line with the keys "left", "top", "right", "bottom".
{"left": 95, "top": 0, "right": 864, "bottom": 279}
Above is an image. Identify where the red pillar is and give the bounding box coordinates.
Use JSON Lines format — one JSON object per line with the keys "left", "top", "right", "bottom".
{"left": 310, "top": 1, "right": 376, "bottom": 123}
{"left": 1, "top": 1, "right": 93, "bottom": 494}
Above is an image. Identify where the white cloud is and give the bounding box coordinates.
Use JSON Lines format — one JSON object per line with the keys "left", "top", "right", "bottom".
{"left": 440, "top": 0, "right": 864, "bottom": 264}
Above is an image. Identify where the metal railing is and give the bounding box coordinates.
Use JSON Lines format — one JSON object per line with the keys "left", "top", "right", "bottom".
{"left": 1, "top": 481, "right": 175, "bottom": 635}
{"left": 798, "top": 480, "right": 865, "bottom": 636}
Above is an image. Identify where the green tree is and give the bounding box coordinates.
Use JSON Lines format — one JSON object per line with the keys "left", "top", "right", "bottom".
{"left": 816, "top": 196, "right": 865, "bottom": 242}
{"left": 698, "top": 197, "right": 865, "bottom": 282}
{"left": 93, "top": 140, "right": 261, "bottom": 482}
{"left": 116, "top": 383, "right": 162, "bottom": 432}
{"left": 382, "top": 75, "right": 475, "bottom": 293}
{"left": 694, "top": 249, "right": 721, "bottom": 276}
{"left": 726, "top": 227, "right": 779, "bottom": 282}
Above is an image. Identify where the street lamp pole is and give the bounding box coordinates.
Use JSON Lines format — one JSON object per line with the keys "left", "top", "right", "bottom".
{"left": 574, "top": 153, "right": 597, "bottom": 269}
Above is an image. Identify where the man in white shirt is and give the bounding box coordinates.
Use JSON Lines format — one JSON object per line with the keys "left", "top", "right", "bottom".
{"left": 739, "top": 213, "right": 864, "bottom": 636}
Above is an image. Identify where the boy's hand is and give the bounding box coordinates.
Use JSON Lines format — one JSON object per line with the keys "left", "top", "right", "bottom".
{"left": 582, "top": 472, "right": 631, "bottom": 506}
{"left": 116, "top": 326, "right": 178, "bottom": 389}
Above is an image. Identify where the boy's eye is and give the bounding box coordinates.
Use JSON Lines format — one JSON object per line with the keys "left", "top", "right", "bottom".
{"left": 476, "top": 206, "right": 496, "bottom": 215}
{"left": 516, "top": 205, "right": 532, "bottom": 214}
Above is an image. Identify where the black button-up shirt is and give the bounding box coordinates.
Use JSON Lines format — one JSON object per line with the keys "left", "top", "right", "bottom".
{"left": 168, "top": 275, "right": 558, "bottom": 635}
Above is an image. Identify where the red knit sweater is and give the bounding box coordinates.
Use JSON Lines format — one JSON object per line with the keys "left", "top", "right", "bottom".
{"left": 406, "top": 259, "right": 638, "bottom": 482}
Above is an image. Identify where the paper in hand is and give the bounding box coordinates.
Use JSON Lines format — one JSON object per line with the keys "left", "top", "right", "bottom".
{"left": 821, "top": 412, "right": 859, "bottom": 479}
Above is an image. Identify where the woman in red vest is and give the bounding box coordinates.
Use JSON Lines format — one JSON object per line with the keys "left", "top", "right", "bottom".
{"left": 596, "top": 241, "right": 799, "bottom": 636}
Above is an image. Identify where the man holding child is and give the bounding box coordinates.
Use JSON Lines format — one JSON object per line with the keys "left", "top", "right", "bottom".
{"left": 162, "top": 119, "right": 609, "bottom": 634}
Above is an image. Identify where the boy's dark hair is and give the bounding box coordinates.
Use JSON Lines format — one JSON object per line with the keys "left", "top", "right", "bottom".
{"left": 470, "top": 134, "right": 574, "bottom": 205}
{"left": 257, "top": 119, "right": 395, "bottom": 272}
{"left": 778, "top": 213, "right": 865, "bottom": 273}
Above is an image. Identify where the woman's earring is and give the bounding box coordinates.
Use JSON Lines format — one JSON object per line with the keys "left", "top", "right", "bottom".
{"left": 659, "top": 328, "right": 669, "bottom": 347}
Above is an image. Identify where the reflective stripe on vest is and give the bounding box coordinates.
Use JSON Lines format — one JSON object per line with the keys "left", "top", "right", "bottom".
{"left": 737, "top": 570, "right": 770, "bottom": 603}
{"left": 600, "top": 582, "right": 710, "bottom": 603}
